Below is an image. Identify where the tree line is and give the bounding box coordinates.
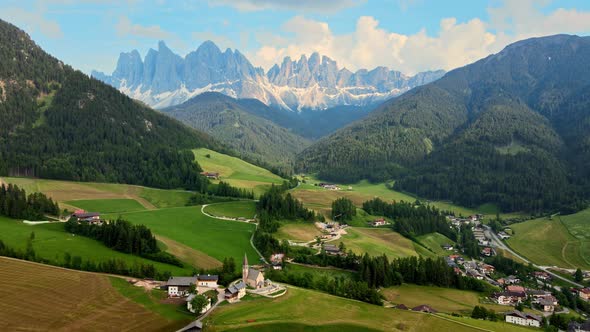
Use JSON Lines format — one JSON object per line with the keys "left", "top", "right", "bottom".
{"left": 362, "top": 198, "right": 455, "bottom": 240}
{"left": 64, "top": 218, "right": 183, "bottom": 267}
{"left": 0, "top": 184, "right": 59, "bottom": 220}
{"left": 0, "top": 237, "right": 170, "bottom": 279}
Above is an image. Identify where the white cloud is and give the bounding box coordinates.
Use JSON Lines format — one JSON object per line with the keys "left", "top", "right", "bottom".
{"left": 207, "top": 0, "right": 362, "bottom": 13}
{"left": 249, "top": 0, "right": 590, "bottom": 74}
{"left": 116, "top": 16, "right": 174, "bottom": 40}
{"left": 2, "top": 7, "right": 63, "bottom": 38}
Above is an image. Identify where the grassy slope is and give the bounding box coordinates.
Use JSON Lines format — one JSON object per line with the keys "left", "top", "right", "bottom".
{"left": 340, "top": 228, "right": 421, "bottom": 259}
{"left": 507, "top": 212, "right": 590, "bottom": 269}
{"left": 204, "top": 201, "right": 256, "bottom": 219}
{"left": 194, "top": 148, "right": 284, "bottom": 197}
{"left": 416, "top": 233, "right": 456, "bottom": 257}
{"left": 206, "top": 286, "right": 532, "bottom": 332}
{"left": 65, "top": 198, "right": 146, "bottom": 213}
{"left": 275, "top": 222, "right": 321, "bottom": 242}
{"left": 110, "top": 277, "right": 192, "bottom": 321}
{"left": 0, "top": 257, "right": 189, "bottom": 331}
{"left": 0, "top": 215, "right": 190, "bottom": 274}
{"left": 382, "top": 284, "right": 507, "bottom": 315}
{"left": 293, "top": 178, "right": 523, "bottom": 220}
{"left": 104, "top": 207, "right": 259, "bottom": 267}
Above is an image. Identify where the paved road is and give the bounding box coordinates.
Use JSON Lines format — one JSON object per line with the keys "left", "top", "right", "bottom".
{"left": 483, "top": 225, "right": 584, "bottom": 288}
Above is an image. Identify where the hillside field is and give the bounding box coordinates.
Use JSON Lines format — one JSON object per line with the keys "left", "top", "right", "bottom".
{"left": 104, "top": 207, "right": 260, "bottom": 267}
{"left": 204, "top": 201, "right": 256, "bottom": 219}
{"left": 0, "top": 177, "right": 192, "bottom": 210}
{"left": 293, "top": 177, "right": 524, "bottom": 220}
{"left": 194, "top": 148, "right": 284, "bottom": 196}
{"left": 0, "top": 215, "right": 191, "bottom": 275}
{"left": 205, "top": 286, "right": 533, "bottom": 332}
{"left": 340, "top": 228, "right": 425, "bottom": 259}
{"left": 275, "top": 222, "right": 321, "bottom": 242}
{"left": 382, "top": 284, "right": 508, "bottom": 315}
{"left": 416, "top": 233, "right": 456, "bottom": 256}
{"left": 65, "top": 198, "right": 146, "bottom": 213}
{"left": 507, "top": 211, "right": 590, "bottom": 269}
{"left": 0, "top": 257, "right": 190, "bottom": 331}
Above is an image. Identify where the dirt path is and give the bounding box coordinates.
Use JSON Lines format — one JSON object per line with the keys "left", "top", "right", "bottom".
{"left": 125, "top": 187, "right": 157, "bottom": 210}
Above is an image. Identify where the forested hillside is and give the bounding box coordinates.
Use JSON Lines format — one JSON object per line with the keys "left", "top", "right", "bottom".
{"left": 0, "top": 19, "right": 220, "bottom": 190}
{"left": 298, "top": 34, "right": 590, "bottom": 213}
{"left": 162, "top": 92, "right": 310, "bottom": 166}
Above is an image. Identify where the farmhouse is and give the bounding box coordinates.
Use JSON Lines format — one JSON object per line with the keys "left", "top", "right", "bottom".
{"left": 481, "top": 247, "right": 495, "bottom": 257}
{"left": 536, "top": 295, "right": 557, "bottom": 312}
{"left": 201, "top": 172, "right": 219, "bottom": 179}
{"left": 72, "top": 210, "right": 101, "bottom": 224}
{"left": 579, "top": 288, "right": 590, "bottom": 301}
{"left": 323, "top": 244, "right": 342, "bottom": 256}
{"left": 196, "top": 274, "right": 218, "bottom": 288}
{"left": 186, "top": 294, "right": 211, "bottom": 314}
{"left": 242, "top": 254, "right": 265, "bottom": 289}
{"left": 478, "top": 263, "right": 495, "bottom": 275}
{"left": 370, "top": 218, "right": 388, "bottom": 227}
{"left": 165, "top": 276, "right": 198, "bottom": 297}
{"left": 318, "top": 183, "right": 341, "bottom": 190}
{"left": 442, "top": 244, "right": 454, "bottom": 251}
{"left": 225, "top": 281, "right": 246, "bottom": 303}
{"left": 533, "top": 271, "right": 551, "bottom": 281}
{"left": 411, "top": 305, "right": 437, "bottom": 313}
{"left": 505, "top": 310, "right": 542, "bottom": 328}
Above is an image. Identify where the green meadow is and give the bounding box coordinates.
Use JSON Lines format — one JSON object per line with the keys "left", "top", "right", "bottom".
{"left": 507, "top": 210, "right": 590, "bottom": 269}
{"left": 193, "top": 148, "right": 284, "bottom": 196}
{"left": 416, "top": 233, "right": 456, "bottom": 256}
{"left": 65, "top": 199, "right": 146, "bottom": 213}
{"left": 204, "top": 201, "right": 257, "bottom": 219}
{"left": 0, "top": 216, "right": 190, "bottom": 274}
{"left": 104, "top": 206, "right": 260, "bottom": 266}
{"left": 206, "top": 286, "right": 533, "bottom": 332}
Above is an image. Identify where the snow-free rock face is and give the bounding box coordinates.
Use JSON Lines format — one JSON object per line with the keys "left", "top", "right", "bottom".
{"left": 92, "top": 40, "right": 444, "bottom": 110}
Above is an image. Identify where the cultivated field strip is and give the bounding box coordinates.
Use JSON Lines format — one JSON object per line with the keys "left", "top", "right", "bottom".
{"left": 0, "top": 258, "right": 178, "bottom": 331}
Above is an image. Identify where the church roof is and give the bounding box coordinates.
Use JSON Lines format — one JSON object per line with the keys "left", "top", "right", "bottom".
{"left": 247, "top": 268, "right": 262, "bottom": 281}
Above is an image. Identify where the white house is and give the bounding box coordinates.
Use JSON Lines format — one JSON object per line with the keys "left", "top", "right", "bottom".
{"left": 196, "top": 274, "right": 218, "bottom": 288}
{"left": 165, "top": 276, "right": 198, "bottom": 297}
{"left": 186, "top": 294, "right": 211, "bottom": 314}
{"left": 225, "top": 281, "right": 247, "bottom": 303}
{"left": 505, "top": 310, "right": 541, "bottom": 328}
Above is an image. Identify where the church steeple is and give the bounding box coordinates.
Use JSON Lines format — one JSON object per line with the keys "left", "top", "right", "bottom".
{"left": 242, "top": 253, "right": 249, "bottom": 282}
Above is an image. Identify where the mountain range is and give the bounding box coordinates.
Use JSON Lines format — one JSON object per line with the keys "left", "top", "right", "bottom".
{"left": 298, "top": 34, "right": 590, "bottom": 213}
{"left": 91, "top": 41, "right": 444, "bottom": 111}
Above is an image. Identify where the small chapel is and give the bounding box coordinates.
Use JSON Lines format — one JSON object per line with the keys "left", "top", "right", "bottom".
{"left": 242, "top": 253, "right": 265, "bottom": 289}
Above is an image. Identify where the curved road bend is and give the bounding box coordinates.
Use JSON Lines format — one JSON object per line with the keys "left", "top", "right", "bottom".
{"left": 483, "top": 225, "right": 584, "bottom": 288}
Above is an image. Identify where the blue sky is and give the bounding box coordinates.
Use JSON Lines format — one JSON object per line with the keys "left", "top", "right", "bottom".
{"left": 2, "top": 0, "right": 590, "bottom": 75}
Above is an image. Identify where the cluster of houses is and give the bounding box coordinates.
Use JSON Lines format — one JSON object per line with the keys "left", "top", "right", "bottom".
{"left": 318, "top": 183, "right": 341, "bottom": 190}
{"left": 71, "top": 209, "right": 102, "bottom": 225}
{"left": 447, "top": 214, "right": 482, "bottom": 228}
{"left": 162, "top": 254, "right": 271, "bottom": 315}
{"left": 394, "top": 304, "right": 438, "bottom": 313}
{"left": 446, "top": 256, "right": 494, "bottom": 280}
{"left": 492, "top": 286, "right": 558, "bottom": 312}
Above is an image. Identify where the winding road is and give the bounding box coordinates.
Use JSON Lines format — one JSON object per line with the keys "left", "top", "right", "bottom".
{"left": 483, "top": 225, "right": 584, "bottom": 288}
{"left": 200, "top": 202, "right": 267, "bottom": 264}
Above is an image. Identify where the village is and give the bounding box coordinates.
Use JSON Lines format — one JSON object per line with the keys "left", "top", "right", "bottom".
{"left": 442, "top": 214, "right": 590, "bottom": 330}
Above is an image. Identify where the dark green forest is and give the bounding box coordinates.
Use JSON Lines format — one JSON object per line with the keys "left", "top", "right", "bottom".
{"left": 0, "top": 19, "right": 220, "bottom": 191}
{"left": 298, "top": 35, "right": 590, "bottom": 213}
